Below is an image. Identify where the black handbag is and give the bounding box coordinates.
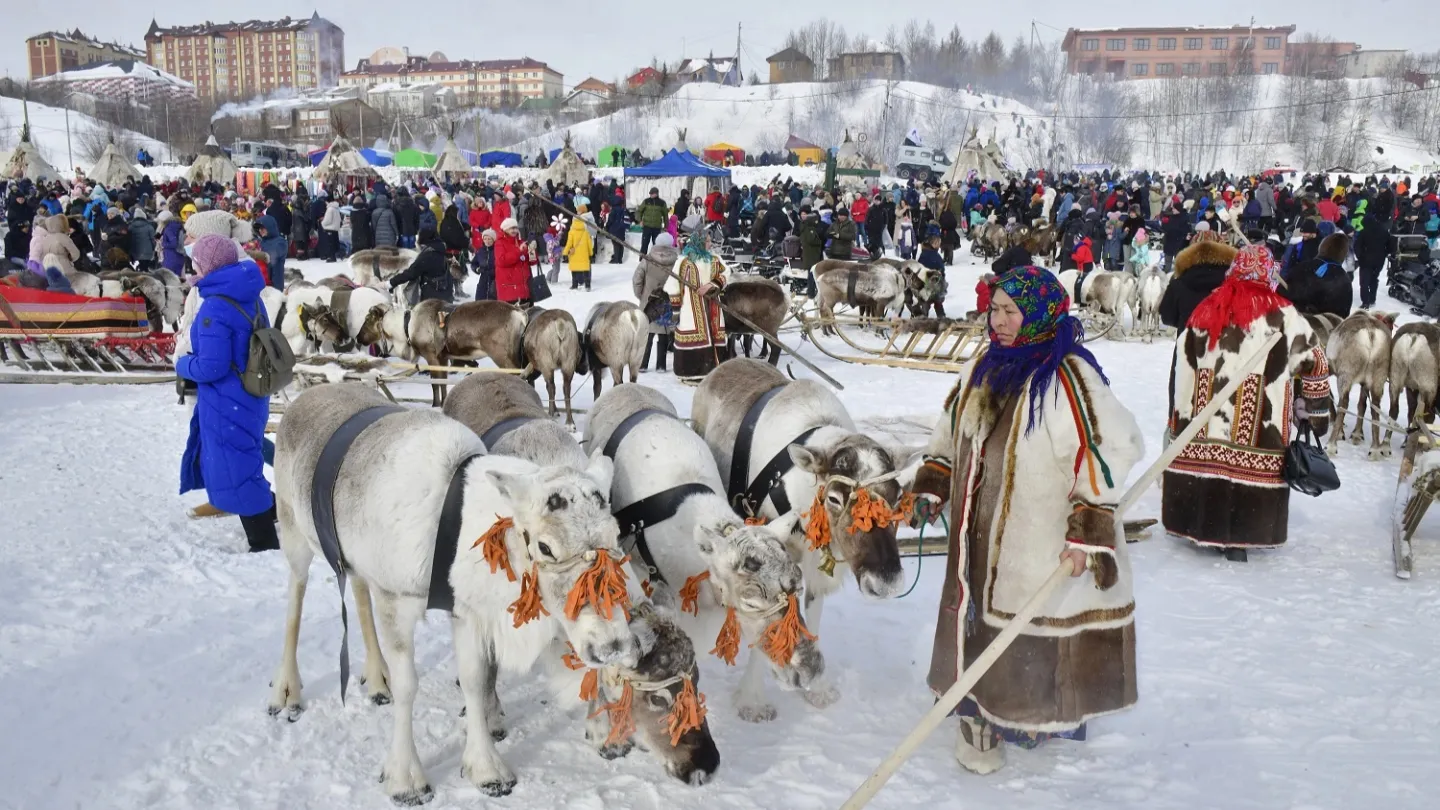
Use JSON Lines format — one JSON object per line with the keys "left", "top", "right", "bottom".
{"left": 1284, "top": 422, "right": 1340, "bottom": 496}
{"left": 527, "top": 266, "right": 553, "bottom": 303}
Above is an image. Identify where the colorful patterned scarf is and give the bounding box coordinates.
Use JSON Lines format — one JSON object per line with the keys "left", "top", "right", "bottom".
{"left": 1186, "top": 244, "right": 1289, "bottom": 350}
{"left": 970, "top": 265, "right": 1107, "bottom": 433}
{"left": 681, "top": 226, "right": 712, "bottom": 261}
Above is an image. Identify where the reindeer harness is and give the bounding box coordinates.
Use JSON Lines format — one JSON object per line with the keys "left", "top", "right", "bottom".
{"left": 728, "top": 384, "right": 820, "bottom": 519}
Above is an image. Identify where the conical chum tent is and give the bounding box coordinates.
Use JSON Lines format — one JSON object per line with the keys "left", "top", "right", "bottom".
{"left": 941, "top": 127, "right": 1009, "bottom": 186}
{"left": 4, "top": 122, "right": 59, "bottom": 182}
{"left": 89, "top": 139, "right": 139, "bottom": 188}
{"left": 431, "top": 126, "right": 473, "bottom": 181}
{"left": 785, "top": 134, "right": 824, "bottom": 166}
{"left": 312, "top": 125, "right": 379, "bottom": 185}
{"left": 544, "top": 131, "right": 590, "bottom": 188}
{"left": 187, "top": 133, "right": 238, "bottom": 184}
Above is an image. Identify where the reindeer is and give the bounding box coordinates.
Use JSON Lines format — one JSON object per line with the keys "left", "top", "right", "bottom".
{"left": 1304, "top": 313, "right": 1345, "bottom": 348}
{"left": 301, "top": 286, "right": 389, "bottom": 353}
{"left": 271, "top": 383, "right": 717, "bottom": 800}
{"left": 721, "top": 275, "right": 789, "bottom": 365}
{"left": 445, "top": 372, "right": 588, "bottom": 468}
{"left": 1058, "top": 269, "right": 1137, "bottom": 337}
{"left": 99, "top": 270, "right": 184, "bottom": 332}
{"left": 692, "top": 358, "right": 910, "bottom": 718}
{"left": 1327, "top": 310, "right": 1396, "bottom": 459}
{"left": 349, "top": 246, "right": 418, "bottom": 287}
{"left": 1385, "top": 322, "right": 1440, "bottom": 452}
{"left": 521, "top": 308, "right": 588, "bottom": 427}
{"left": 1135, "top": 267, "right": 1170, "bottom": 342}
{"left": 582, "top": 301, "right": 647, "bottom": 401}
{"left": 812, "top": 260, "right": 905, "bottom": 334}
{"left": 585, "top": 383, "right": 826, "bottom": 722}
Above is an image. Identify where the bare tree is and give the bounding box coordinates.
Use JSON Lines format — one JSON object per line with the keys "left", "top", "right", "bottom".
{"left": 784, "top": 19, "right": 852, "bottom": 80}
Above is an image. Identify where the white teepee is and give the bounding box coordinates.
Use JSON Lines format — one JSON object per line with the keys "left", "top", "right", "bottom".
{"left": 89, "top": 139, "right": 139, "bottom": 188}
{"left": 543, "top": 131, "right": 589, "bottom": 187}
{"left": 187, "top": 133, "right": 238, "bottom": 184}
{"left": 941, "top": 126, "right": 1010, "bottom": 186}
{"left": 3, "top": 122, "right": 59, "bottom": 182}
{"left": 835, "top": 129, "right": 874, "bottom": 170}
{"left": 431, "top": 124, "right": 472, "bottom": 181}
{"left": 312, "top": 126, "right": 378, "bottom": 184}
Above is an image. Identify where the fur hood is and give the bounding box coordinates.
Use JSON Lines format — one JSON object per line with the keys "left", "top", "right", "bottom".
{"left": 1173, "top": 239, "right": 1236, "bottom": 278}
{"left": 1317, "top": 232, "right": 1350, "bottom": 264}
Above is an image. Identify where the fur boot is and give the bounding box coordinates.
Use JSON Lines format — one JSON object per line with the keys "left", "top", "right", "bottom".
{"left": 954, "top": 717, "right": 1005, "bottom": 775}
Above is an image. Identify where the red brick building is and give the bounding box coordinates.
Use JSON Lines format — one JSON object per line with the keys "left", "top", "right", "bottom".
{"left": 26, "top": 29, "right": 144, "bottom": 80}
{"left": 1061, "top": 25, "right": 1296, "bottom": 79}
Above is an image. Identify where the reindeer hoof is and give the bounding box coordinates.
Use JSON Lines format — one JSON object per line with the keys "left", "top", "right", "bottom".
{"left": 1381, "top": 444, "right": 1394, "bottom": 458}
{"left": 1369, "top": 449, "right": 1384, "bottom": 462}
{"left": 802, "top": 683, "right": 841, "bottom": 709}
{"left": 738, "top": 703, "right": 778, "bottom": 723}
{"left": 491, "top": 727, "right": 508, "bottom": 742}
{"left": 479, "top": 779, "right": 516, "bottom": 797}
{"left": 369, "top": 692, "right": 391, "bottom": 707}
{"left": 1350, "top": 433, "right": 1364, "bottom": 446}
{"left": 598, "top": 741, "right": 634, "bottom": 760}
{"left": 267, "top": 701, "right": 303, "bottom": 722}
{"left": 389, "top": 786, "right": 434, "bottom": 806}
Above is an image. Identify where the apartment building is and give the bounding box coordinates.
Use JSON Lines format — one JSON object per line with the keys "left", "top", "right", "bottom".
{"left": 32, "top": 59, "right": 196, "bottom": 104}
{"left": 339, "top": 53, "right": 562, "bottom": 108}
{"left": 144, "top": 14, "right": 345, "bottom": 101}
{"left": 26, "top": 29, "right": 144, "bottom": 79}
{"left": 1061, "top": 25, "right": 1295, "bottom": 79}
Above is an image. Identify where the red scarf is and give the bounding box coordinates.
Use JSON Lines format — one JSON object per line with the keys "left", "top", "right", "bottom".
{"left": 1186, "top": 279, "right": 1288, "bottom": 349}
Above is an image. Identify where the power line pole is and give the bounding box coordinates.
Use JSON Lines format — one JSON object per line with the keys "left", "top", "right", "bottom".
{"left": 736, "top": 22, "right": 742, "bottom": 84}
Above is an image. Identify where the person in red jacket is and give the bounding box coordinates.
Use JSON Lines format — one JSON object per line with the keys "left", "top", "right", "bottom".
{"left": 1315, "top": 197, "right": 1340, "bottom": 223}
{"left": 493, "top": 217, "right": 534, "bottom": 304}
{"left": 1072, "top": 236, "right": 1095, "bottom": 272}
{"left": 492, "top": 192, "right": 513, "bottom": 228}
{"left": 851, "top": 195, "right": 870, "bottom": 248}
{"left": 705, "top": 188, "right": 725, "bottom": 224}
{"left": 974, "top": 272, "right": 994, "bottom": 317}
{"left": 469, "top": 200, "right": 492, "bottom": 251}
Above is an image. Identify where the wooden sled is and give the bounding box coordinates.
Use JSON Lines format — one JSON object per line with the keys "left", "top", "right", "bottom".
{"left": 0, "top": 283, "right": 176, "bottom": 383}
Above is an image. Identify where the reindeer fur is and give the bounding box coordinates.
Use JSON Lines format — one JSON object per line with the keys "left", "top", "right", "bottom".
{"left": 1327, "top": 310, "right": 1396, "bottom": 459}
{"left": 445, "top": 372, "right": 588, "bottom": 469}
{"left": 523, "top": 308, "right": 586, "bottom": 426}
{"left": 583, "top": 301, "right": 647, "bottom": 400}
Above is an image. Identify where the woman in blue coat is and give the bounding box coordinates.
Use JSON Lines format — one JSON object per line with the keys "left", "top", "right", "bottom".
{"left": 176, "top": 234, "right": 278, "bottom": 552}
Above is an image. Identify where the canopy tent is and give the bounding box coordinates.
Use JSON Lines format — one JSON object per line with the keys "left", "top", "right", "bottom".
{"left": 392, "top": 148, "right": 436, "bottom": 169}
{"left": 701, "top": 142, "right": 745, "bottom": 165}
{"left": 186, "top": 133, "right": 238, "bottom": 185}
{"left": 3, "top": 123, "right": 60, "bottom": 182}
{"left": 623, "top": 148, "right": 730, "bottom": 205}
{"left": 307, "top": 146, "right": 393, "bottom": 168}
{"left": 431, "top": 132, "right": 473, "bottom": 181}
{"left": 479, "top": 150, "right": 522, "bottom": 168}
{"left": 312, "top": 133, "right": 381, "bottom": 184}
{"left": 941, "top": 128, "right": 1010, "bottom": 186}
{"left": 88, "top": 140, "right": 139, "bottom": 188}
{"left": 785, "top": 134, "right": 824, "bottom": 167}
{"left": 544, "top": 132, "right": 591, "bottom": 188}
{"left": 597, "top": 145, "right": 628, "bottom": 168}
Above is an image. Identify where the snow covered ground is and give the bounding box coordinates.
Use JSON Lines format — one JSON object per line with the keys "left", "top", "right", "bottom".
{"left": 2, "top": 247, "right": 1439, "bottom": 810}
{"left": 0, "top": 96, "right": 169, "bottom": 180}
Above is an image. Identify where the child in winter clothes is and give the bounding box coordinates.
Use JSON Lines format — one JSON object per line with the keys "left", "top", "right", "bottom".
{"left": 972, "top": 272, "right": 995, "bottom": 320}
{"left": 564, "top": 209, "right": 594, "bottom": 290}
{"left": 544, "top": 224, "right": 562, "bottom": 283}
{"left": 338, "top": 214, "right": 352, "bottom": 256}
{"left": 1126, "top": 228, "right": 1152, "bottom": 276}
{"left": 1103, "top": 217, "right": 1124, "bottom": 270}
{"left": 895, "top": 211, "right": 916, "bottom": 259}
{"left": 914, "top": 231, "right": 948, "bottom": 318}
{"left": 1072, "top": 235, "right": 1095, "bottom": 272}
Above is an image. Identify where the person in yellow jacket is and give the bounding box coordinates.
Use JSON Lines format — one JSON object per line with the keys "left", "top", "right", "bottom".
{"left": 564, "top": 205, "right": 594, "bottom": 290}
{"left": 180, "top": 201, "right": 198, "bottom": 222}
{"left": 427, "top": 191, "right": 445, "bottom": 230}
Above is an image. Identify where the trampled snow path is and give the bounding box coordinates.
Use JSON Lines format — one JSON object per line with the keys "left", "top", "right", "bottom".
{"left": 1, "top": 251, "right": 1438, "bottom": 810}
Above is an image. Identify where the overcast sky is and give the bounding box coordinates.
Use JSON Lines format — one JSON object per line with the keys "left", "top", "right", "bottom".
{"left": 9, "top": 1, "right": 1431, "bottom": 89}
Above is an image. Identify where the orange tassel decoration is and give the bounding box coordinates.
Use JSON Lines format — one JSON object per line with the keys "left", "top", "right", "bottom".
{"left": 678, "top": 571, "right": 710, "bottom": 616}
{"left": 561, "top": 644, "right": 586, "bottom": 670}
{"left": 471, "top": 515, "right": 517, "bottom": 582}
{"left": 578, "top": 669, "right": 599, "bottom": 702}
{"left": 744, "top": 515, "right": 768, "bottom": 526}
{"left": 507, "top": 563, "right": 549, "bottom": 628}
{"left": 641, "top": 579, "right": 654, "bottom": 598}
{"left": 710, "top": 606, "right": 742, "bottom": 665}
{"left": 758, "top": 593, "right": 817, "bottom": 666}
{"left": 564, "top": 549, "right": 633, "bottom": 621}
{"left": 803, "top": 486, "right": 832, "bottom": 550}
{"left": 848, "top": 489, "right": 916, "bottom": 534}
{"left": 592, "top": 682, "right": 636, "bottom": 747}
{"left": 665, "top": 677, "right": 708, "bottom": 746}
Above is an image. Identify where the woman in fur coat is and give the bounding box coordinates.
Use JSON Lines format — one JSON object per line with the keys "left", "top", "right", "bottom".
{"left": 633, "top": 232, "right": 678, "bottom": 371}
{"left": 913, "top": 265, "right": 1144, "bottom": 775}
{"left": 1163, "top": 245, "right": 1332, "bottom": 562}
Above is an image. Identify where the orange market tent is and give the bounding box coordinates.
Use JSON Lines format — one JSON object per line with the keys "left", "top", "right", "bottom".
{"left": 785, "top": 134, "right": 824, "bottom": 166}
{"left": 702, "top": 142, "right": 746, "bottom": 166}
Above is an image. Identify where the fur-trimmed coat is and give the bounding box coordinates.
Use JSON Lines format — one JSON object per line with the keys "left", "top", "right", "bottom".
{"left": 1163, "top": 304, "right": 1332, "bottom": 549}
{"left": 1159, "top": 240, "right": 1235, "bottom": 330}
{"left": 914, "top": 354, "right": 1144, "bottom": 729}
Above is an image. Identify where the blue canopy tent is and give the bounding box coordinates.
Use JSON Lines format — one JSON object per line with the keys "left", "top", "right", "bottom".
{"left": 479, "top": 150, "right": 523, "bottom": 168}
{"left": 622, "top": 149, "right": 731, "bottom": 208}
{"left": 308, "top": 147, "right": 394, "bottom": 167}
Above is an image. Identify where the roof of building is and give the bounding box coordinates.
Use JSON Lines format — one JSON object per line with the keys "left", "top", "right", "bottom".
{"left": 677, "top": 56, "right": 736, "bottom": 76}
{"left": 517, "top": 97, "right": 564, "bottom": 111}
{"left": 575, "top": 76, "right": 615, "bottom": 92}
{"left": 342, "top": 55, "right": 556, "bottom": 77}
{"left": 27, "top": 28, "right": 143, "bottom": 57}
{"left": 144, "top": 13, "right": 338, "bottom": 41}
{"left": 1062, "top": 25, "right": 1296, "bottom": 48}
{"left": 33, "top": 58, "right": 194, "bottom": 88}
{"left": 767, "top": 47, "right": 814, "bottom": 64}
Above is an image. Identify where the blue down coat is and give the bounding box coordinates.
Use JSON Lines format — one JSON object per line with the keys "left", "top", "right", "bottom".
{"left": 176, "top": 258, "right": 273, "bottom": 516}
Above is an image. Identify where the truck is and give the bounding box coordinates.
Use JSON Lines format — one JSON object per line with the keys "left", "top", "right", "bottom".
{"left": 893, "top": 144, "right": 953, "bottom": 182}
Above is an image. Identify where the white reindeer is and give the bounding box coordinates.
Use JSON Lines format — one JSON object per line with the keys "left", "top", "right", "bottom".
{"left": 1135, "top": 267, "right": 1170, "bottom": 342}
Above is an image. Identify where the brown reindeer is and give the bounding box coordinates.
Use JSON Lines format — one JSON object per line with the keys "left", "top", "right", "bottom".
{"left": 521, "top": 308, "right": 587, "bottom": 426}
{"left": 582, "top": 301, "right": 647, "bottom": 400}
{"left": 722, "top": 275, "right": 789, "bottom": 365}
{"left": 394, "top": 299, "right": 528, "bottom": 406}
{"left": 1327, "top": 310, "right": 1397, "bottom": 459}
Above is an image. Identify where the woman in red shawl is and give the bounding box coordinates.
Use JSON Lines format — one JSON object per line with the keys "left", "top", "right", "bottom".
{"left": 1163, "top": 245, "right": 1332, "bottom": 562}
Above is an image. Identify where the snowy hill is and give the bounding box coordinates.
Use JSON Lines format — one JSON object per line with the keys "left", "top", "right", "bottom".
{"left": 0, "top": 96, "right": 168, "bottom": 177}
{"left": 505, "top": 77, "right": 1440, "bottom": 176}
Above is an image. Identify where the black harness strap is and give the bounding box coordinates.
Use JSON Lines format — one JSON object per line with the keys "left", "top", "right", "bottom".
{"left": 728, "top": 385, "right": 786, "bottom": 510}
{"left": 602, "top": 408, "right": 671, "bottom": 459}
{"left": 429, "top": 454, "right": 485, "bottom": 613}
{"left": 480, "top": 416, "right": 536, "bottom": 450}
{"left": 745, "top": 426, "right": 822, "bottom": 518}
{"left": 846, "top": 268, "right": 860, "bottom": 307}
{"left": 403, "top": 309, "right": 413, "bottom": 342}
{"left": 311, "top": 404, "right": 404, "bottom": 703}
{"left": 613, "top": 482, "right": 714, "bottom": 585}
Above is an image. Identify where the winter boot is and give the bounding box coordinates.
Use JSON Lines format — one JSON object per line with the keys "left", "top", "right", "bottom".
{"left": 188, "top": 502, "right": 230, "bottom": 520}
{"left": 1224, "top": 547, "right": 1249, "bottom": 563}
{"left": 239, "top": 505, "right": 280, "bottom": 552}
{"left": 656, "top": 335, "right": 670, "bottom": 372}
{"left": 954, "top": 716, "right": 1005, "bottom": 775}
{"left": 642, "top": 333, "right": 656, "bottom": 371}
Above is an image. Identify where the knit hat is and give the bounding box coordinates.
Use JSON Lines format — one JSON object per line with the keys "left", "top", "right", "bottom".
{"left": 655, "top": 233, "right": 675, "bottom": 247}
{"left": 1195, "top": 221, "right": 1211, "bottom": 232}
{"left": 185, "top": 209, "right": 253, "bottom": 244}
{"left": 192, "top": 234, "right": 240, "bottom": 277}
{"left": 501, "top": 217, "right": 519, "bottom": 233}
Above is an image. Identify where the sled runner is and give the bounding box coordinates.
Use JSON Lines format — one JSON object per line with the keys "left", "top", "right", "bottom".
{"left": 1393, "top": 418, "right": 1440, "bottom": 579}
{"left": 0, "top": 283, "right": 175, "bottom": 382}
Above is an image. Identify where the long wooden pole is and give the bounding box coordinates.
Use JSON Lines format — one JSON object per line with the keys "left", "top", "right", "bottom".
{"left": 533, "top": 195, "right": 844, "bottom": 390}
{"left": 840, "top": 329, "right": 1285, "bottom": 810}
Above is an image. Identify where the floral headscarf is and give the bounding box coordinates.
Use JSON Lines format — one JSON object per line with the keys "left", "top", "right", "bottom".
{"left": 971, "top": 265, "right": 1106, "bottom": 433}
{"left": 1187, "top": 244, "right": 1289, "bottom": 349}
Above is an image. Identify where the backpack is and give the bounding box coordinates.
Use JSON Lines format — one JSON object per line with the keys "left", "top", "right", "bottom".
{"left": 213, "top": 295, "right": 295, "bottom": 397}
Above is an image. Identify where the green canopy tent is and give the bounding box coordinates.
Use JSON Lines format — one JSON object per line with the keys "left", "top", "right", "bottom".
{"left": 598, "top": 145, "right": 629, "bottom": 168}
{"left": 392, "top": 148, "right": 437, "bottom": 169}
